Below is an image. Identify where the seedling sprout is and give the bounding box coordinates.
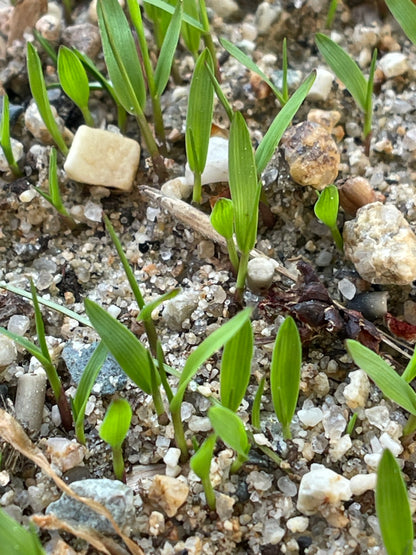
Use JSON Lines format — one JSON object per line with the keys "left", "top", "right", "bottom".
{"left": 99, "top": 398, "right": 132, "bottom": 481}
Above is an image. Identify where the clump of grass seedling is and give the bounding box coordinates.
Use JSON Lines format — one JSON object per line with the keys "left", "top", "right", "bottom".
{"left": 0, "top": 93, "right": 22, "bottom": 177}
{"left": 346, "top": 339, "right": 416, "bottom": 435}
{"left": 26, "top": 42, "right": 69, "bottom": 156}
{"left": 57, "top": 46, "right": 94, "bottom": 126}
{"left": 314, "top": 184, "right": 343, "bottom": 251}
{"left": 186, "top": 48, "right": 214, "bottom": 203}
{"left": 210, "top": 198, "right": 239, "bottom": 272}
{"left": 0, "top": 280, "right": 72, "bottom": 430}
{"left": 270, "top": 316, "right": 302, "bottom": 440}
{"left": 376, "top": 448, "right": 414, "bottom": 555}
{"left": 385, "top": 0, "right": 416, "bottom": 46}
{"left": 315, "top": 33, "right": 377, "bottom": 151}
{"left": 34, "top": 147, "right": 76, "bottom": 229}
{"left": 190, "top": 433, "right": 217, "bottom": 510}
{"left": 0, "top": 506, "right": 45, "bottom": 555}
{"left": 99, "top": 398, "right": 132, "bottom": 481}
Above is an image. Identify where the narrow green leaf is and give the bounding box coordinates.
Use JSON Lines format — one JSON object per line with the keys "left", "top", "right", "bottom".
{"left": 30, "top": 280, "right": 51, "bottom": 364}
{"left": 0, "top": 507, "right": 45, "bottom": 555}
{"left": 84, "top": 299, "right": 153, "bottom": 394}
{"left": 0, "top": 326, "right": 46, "bottom": 365}
{"left": 186, "top": 48, "right": 214, "bottom": 175}
{"left": 220, "top": 319, "right": 253, "bottom": 411}
{"left": 154, "top": 1, "right": 182, "bottom": 96}
{"left": 229, "top": 111, "right": 260, "bottom": 254}
{"left": 210, "top": 198, "right": 234, "bottom": 240}
{"left": 97, "top": 0, "right": 146, "bottom": 114}
{"left": 208, "top": 405, "right": 250, "bottom": 458}
{"left": 251, "top": 376, "right": 265, "bottom": 431}
{"left": 182, "top": 0, "right": 201, "bottom": 57}
{"left": 58, "top": 46, "right": 92, "bottom": 123}
{"left": 346, "top": 339, "right": 416, "bottom": 415}
{"left": 99, "top": 398, "right": 132, "bottom": 448}
{"left": 137, "top": 288, "right": 181, "bottom": 322}
{"left": 315, "top": 33, "right": 367, "bottom": 110}
{"left": 270, "top": 316, "right": 302, "bottom": 439}
{"left": 314, "top": 184, "right": 339, "bottom": 228}
{"left": 26, "top": 42, "right": 68, "bottom": 155}
{"left": 376, "top": 449, "right": 414, "bottom": 555}
{"left": 33, "top": 28, "right": 58, "bottom": 64}
{"left": 219, "top": 37, "right": 285, "bottom": 105}
{"left": 170, "top": 307, "right": 252, "bottom": 414}
{"left": 144, "top": 0, "right": 204, "bottom": 31}
{"left": 385, "top": 0, "right": 416, "bottom": 45}
{"left": 0, "top": 94, "right": 21, "bottom": 176}
{"left": 204, "top": 59, "right": 234, "bottom": 121}
{"left": 190, "top": 432, "right": 216, "bottom": 480}
{"left": 402, "top": 347, "right": 416, "bottom": 383}
{"left": 255, "top": 72, "right": 315, "bottom": 176}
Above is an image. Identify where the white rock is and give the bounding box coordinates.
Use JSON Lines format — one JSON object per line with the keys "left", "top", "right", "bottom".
{"left": 307, "top": 67, "right": 334, "bottom": 102}
{"left": 162, "top": 290, "right": 199, "bottom": 331}
{"left": 148, "top": 475, "right": 189, "bottom": 518}
{"left": 206, "top": 0, "right": 239, "bottom": 19}
{"left": 188, "top": 416, "right": 212, "bottom": 433}
{"left": 350, "top": 473, "right": 377, "bottom": 496}
{"left": 7, "top": 315, "right": 30, "bottom": 336}
{"left": 246, "top": 257, "right": 276, "bottom": 292}
{"left": 14, "top": 373, "right": 47, "bottom": 434}
{"left": 343, "top": 202, "right": 416, "bottom": 285}
{"left": 255, "top": 2, "right": 282, "bottom": 36}
{"left": 403, "top": 128, "right": 416, "bottom": 151}
{"left": 35, "top": 14, "right": 61, "bottom": 42}
{"left": 365, "top": 405, "right": 390, "bottom": 431}
{"left": 25, "top": 102, "right": 70, "bottom": 146}
{"left": 215, "top": 492, "right": 235, "bottom": 521}
{"left": 287, "top": 516, "right": 309, "bottom": 533}
{"left": 0, "top": 138, "right": 23, "bottom": 172}
{"left": 0, "top": 336, "right": 17, "bottom": 366}
{"left": 298, "top": 407, "right": 323, "bottom": 427}
{"left": 297, "top": 464, "right": 352, "bottom": 515}
{"left": 46, "top": 438, "right": 85, "bottom": 472}
{"left": 262, "top": 518, "right": 285, "bottom": 545}
{"left": 379, "top": 432, "right": 403, "bottom": 457}
{"left": 329, "top": 434, "right": 352, "bottom": 461}
{"left": 161, "top": 176, "right": 193, "bottom": 200}
{"left": 163, "top": 447, "right": 181, "bottom": 468}
{"left": 364, "top": 453, "right": 382, "bottom": 470}
{"left": 379, "top": 52, "right": 408, "bottom": 78}
{"left": 64, "top": 125, "right": 141, "bottom": 191}
{"left": 185, "top": 136, "right": 228, "bottom": 186}
{"left": 343, "top": 370, "right": 370, "bottom": 409}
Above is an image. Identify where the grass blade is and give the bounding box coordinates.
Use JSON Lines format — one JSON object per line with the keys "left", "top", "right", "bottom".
{"left": 0, "top": 94, "right": 22, "bottom": 177}
{"left": 137, "top": 288, "right": 181, "bottom": 322}
{"left": 0, "top": 507, "right": 45, "bottom": 555}
{"left": 154, "top": 1, "right": 182, "bottom": 96}
{"left": 255, "top": 72, "right": 315, "bottom": 176}
{"left": 144, "top": 0, "right": 204, "bottom": 31}
{"left": 346, "top": 339, "right": 416, "bottom": 415}
{"left": 26, "top": 42, "right": 68, "bottom": 155}
{"left": 84, "top": 299, "right": 153, "bottom": 394}
{"left": 385, "top": 0, "right": 416, "bottom": 45}
{"left": 376, "top": 449, "right": 414, "bottom": 555}
{"left": 270, "top": 316, "right": 302, "bottom": 439}
{"left": 190, "top": 433, "right": 217, "bottom": 510}
{"left": 220, "top": 318, "right": 253, "bottom": 411}
{"left": 315, "top": 33, "right": 367, "bottom": 110}
{"left": 182, "top": 0, "right": 201, "bottom": 57}
{"left": 99, "top": 398, "right": 132, "bottom": 448}
{"left": 208, "top": 405, "right": 250, "bottom": 460}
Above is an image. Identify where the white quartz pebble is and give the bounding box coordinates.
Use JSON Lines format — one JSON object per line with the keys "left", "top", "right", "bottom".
{"left": 379, "top": 52, "right": 408, "bottom": 78}
{"left": 287, "top": 516, "right": 309, "bottom": 533}
{"left": 64, "top": 125, "right": 141, "bottom": 191}
{"left": 247, "top": 257, "right": 276, "bottom": 292}
{"left": 343, "top": 370, "right": 370, "bottom": 409}
{"left": 161, "top": 176, "right": 193, "bottom": 200}
{"left": 350, "top": 473, "right": 377, "bottom": 496}
{"left": 297, "top": 464, "right": 352, "bottom": 515}
{"left": 307, "top": 67, "right": 334, "bottom": 102}
{"left": 0, "top": 336, "right": 17, "bottom": 367}
{"left": 185, "top": 136, "right": 229, "bottom": 186}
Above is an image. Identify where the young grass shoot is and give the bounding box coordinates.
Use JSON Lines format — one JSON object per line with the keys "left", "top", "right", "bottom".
{"left": 314, "top": 184, "right": 343, "bottom": 251}
{"left": 0, "top": 94, "right": 22, "bottom": 177}
{"left": 190, "top": 433, "right": 217, "bottom": 510}
{"left": 99, "top": 398, "right": 132, "bottom": 481}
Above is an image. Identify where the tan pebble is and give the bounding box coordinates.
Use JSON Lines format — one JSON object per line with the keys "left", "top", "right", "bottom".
{"left": 46, "top": 437, "right": 85, "bottom": 472}
{"left": 307, "top": 109, "right": 341, "bottom": 132}
{"left": 281, "top": 121, "right": 340, "bottom": 190}
{"left": 338, "top": 176, "right": 384, "bottom": 216}
{"left": 148, "top": 475, "right": 189, "bottom": 517}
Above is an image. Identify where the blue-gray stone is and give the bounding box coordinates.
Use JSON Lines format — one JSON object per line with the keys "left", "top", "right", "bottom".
{"left": 46, "top": 478, "right": 135, "bottom": 534}
{"left": 62, "top": 342, "right": 127, "bottom": 395}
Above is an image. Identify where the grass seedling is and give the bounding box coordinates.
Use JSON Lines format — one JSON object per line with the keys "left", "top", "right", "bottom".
{"left": 99, "top": 398, "right": 132, "bottom": 481}
{"left": 186, "top": 48, "right": 214, "bottom": 203}
{"left": 346, "top": 340, "right": 416, "bottom": 435}
{"left": 376, "top": 449, "right": 414, "bottom": 555}
{"left": 0, "top": 507, "right": 45, "bottom": 555}
{"left": 181, "top": 0, "right": 202, "bottom": 59}
{"left": 220, "top": 318, "right": 253, "bottom": 411}
{"left": 57, "top": 46, "right": 94, "bottom": 126}
{"left": 170, "top": 307, "right": 252, "bottom": 461}
{"left": 26, "top": 42, "right": 69, "bottom": 156}
{"left": 315, "top": 33, "right": 377, "bottom": 149}
{"left": 190, "top": 433, "right": 217, "bottom": 510}
{"left": 0, "top": 280, "right": 72, "bottom": 430}
{"left": 97, "top": 0, "right": 160, "bottom": 162}
{"left": 251, "top": 376, "right": 265, "bottom": 431}
{"left": 346, "top": 412, "right": 358, "bottom": 436}
{"left": 270, "top": 316, "right": 302, "bottom": 440}
{"left": 314, "top": 184, "right": 343, "bottom": 251}
{"left": 326, "top": 0, "right": 338, "bottom": 28}
{"left": 34, "top": 147, "right": 76, "bottom": 229}
{"left": 228, "top": 111, "right": 262, "bottom": 296}
{"left": 0, "top": 94, "right": 22, "bottom": 177}
{"left": 210, "top": 198, "right": 239, "bottom": 272}
{"left": 208, "top": 405, "right": 250, "bottom": 473}
{"left": 385, "top": 0, "right": 416, "bottom": 46}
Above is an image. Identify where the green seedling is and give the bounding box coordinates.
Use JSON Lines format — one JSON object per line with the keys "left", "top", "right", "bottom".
{"left": 0, "top": 507, "right": 45, "bottom": 555}
{"left": 346, "top": 412, "right": 358, "bottom": 436}
{"left": 219, "top": 37, "right": 288, "bottom": 106}
{"left": 57, "top": 46, "right": 94, "bottom": 126}
{"left": 190, "top": 433, "right": 217, "bottom": 510}
{"left": 346, "top": 339, "right": 416, "bottom": 435}
{"left": 270, "top": 316, "right": 302, "bottom": 440}
{"left": 170, "top": 307, "right": 252, "bottom": 461}
{"left": 26, "top": 42, "right": 69, "bottom": 155}
{"left": 376, "top": 449, "right": 414, "bottom": 555}
{"left": 315, "top": 33, "right": 377, "bottom": 144}
{"left": 0, "top": 94, "right": 22, "bottom": 177}
{"left": 251, "top": 376, "right": 265, "bottom": 431}
{"left": 99, "top": 398, "right": 132, "bottom": 481}
{"left": 0, "top": 280, "right": 72, "bottom": 430}
{"left": 220, "top": 318, "right": 253, "bottom": 411}
{"left": 314, "top": 184, "right": 343, "bottom": 251}
{"left": 229, "top": 111, "right": 262, "bottom": 296}
{"left": 144, "top": 0, "right": 175, "bottom": 49}
{"left": 33, "top": 29, "right": 57, "bottom": 64}
{"left": 210, "top": 198, "right": 239, "bottom": 272}
{"left": 186, "top": 48, "right": 214, "bottom": 203}
{"left": 385, "top": 0, "right": 416, "bottom": 46}
{"left": 97, "top": 0, "right": 160, "bottom": 161}
{"left": 34, "top": 147, "right": 76, "bottom": 229}
{"left": 208, "top": 404, "right": 250, "bottom": 473}
{"left": 326, "top": 0, "right": 338, "bottom": 28}
{"left": 181, "top": 0, "right": 202, "bottom": 59}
